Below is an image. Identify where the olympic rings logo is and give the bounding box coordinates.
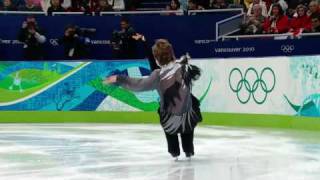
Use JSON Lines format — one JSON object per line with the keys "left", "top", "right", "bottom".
{"left": 50, "top": 39, "right": 59, "bottom": 46}
{"left": 228, "top": 67, "right": 276, "bottom": 104}
{"left": 281, "top": 45, "right": 295, "bottom": 53}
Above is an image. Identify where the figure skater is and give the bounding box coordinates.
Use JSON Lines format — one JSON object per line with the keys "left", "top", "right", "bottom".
{"left": 104, "top": 35, "right": 202, "bottom": 160}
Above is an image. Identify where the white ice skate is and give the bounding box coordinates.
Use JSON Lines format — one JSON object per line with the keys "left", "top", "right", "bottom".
{"left": 186, "top": 156, "right": 192, "bottom": 161}
{"left": 186, "top": 153, "right": 193, "bottom": 161}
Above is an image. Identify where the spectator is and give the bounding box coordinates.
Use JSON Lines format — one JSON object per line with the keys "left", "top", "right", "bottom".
{"left": 287, "top": 0, "right": 310, "bottom": 17}
{"left": 165, "top": 0, "right": 183, "bottom": 15}
{"left": 60, "top": 24, "right": 96, "bottom": 59}
{"left": 67, "top": 0, "right": 88, "bottom": 12}
{"left": 188, "top": 0, "right": 205, "bottom": 10}
{"left": 268, "top": 0, "right": 288, "bottom": 16}
{"left": 18, "top": 0, "right": 42, "bottom": 11}
{"left": 209, "top": 0, "right": 228, "bottom": 9}
{"left": 47, "top": 0, "right": 65, "bottom": 15}
{"left": 110, "top": 0, "right": 124, "bottom": 10}
{"left": 89, "top": 0, "right": 124, "bottom": 11}
{"left": 290, "top": 4, "right": 312, "bottom": 33}
{"left": 125, "top": 0, "right": 140, "bottom": 11}
{"left": 228, "top": 0, "right": 244, "bottom": 8}
{"left": 307, "top": 0, "right": 320, "bottom": 19}
{"left": 263, "top": 3, "right": 289, "bottom": 33}
{"left": 111, "top": 18, "right": 138, "bottom": 59}
{"left": 311, "top": 15, "right": 320, "bottom": 32}
{"left": 196, "top": 0, "right": 210, "bottom": 9}
{"left": 18, "top": 16, "right": 46, "bottom": 60}
{"left": 247, "top": 0, "right": 268, "bottom": 17}
{"left": 166, "top": 0, "right": 181, "bottom": 10}
{"left": 28, "top": 0, "right": 41, "bottom": 6}
{"left": 241, "top": 4, "right": 265, "bottom": 34}
{"left": 0, "top": 0, "right": 17, "bottom": 10}
{"left": 94, "top": 0, "right": 113, "bottom": 13}
{"left": 0, "top": 0, "right": 25, "bottom": 8}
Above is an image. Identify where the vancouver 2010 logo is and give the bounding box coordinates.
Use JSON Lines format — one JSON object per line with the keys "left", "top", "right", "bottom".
{"left": 228, "top": 67, "right": 276, "bottom": 104}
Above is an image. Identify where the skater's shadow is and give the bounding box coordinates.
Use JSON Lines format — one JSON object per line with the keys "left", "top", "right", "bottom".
{"left": 167, "top": 161, "right": 195, "bottom": 180}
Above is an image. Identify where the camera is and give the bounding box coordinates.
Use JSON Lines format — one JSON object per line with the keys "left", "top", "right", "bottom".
{"left": 111, "top": 30, "right": 124, "bottom": 50}
{"left": 64, "top": 25, "right": 96, "bottom": 38}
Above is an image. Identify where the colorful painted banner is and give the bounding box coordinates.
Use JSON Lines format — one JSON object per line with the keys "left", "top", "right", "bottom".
{"left": 0, "top": 56, "right": 319, "bottom": 118}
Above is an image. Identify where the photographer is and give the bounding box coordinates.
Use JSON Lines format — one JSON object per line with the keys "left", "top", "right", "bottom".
{"left": 111, "top": 18, "right": 138, "bottom": 59}
{"left": 18, "top": 16, "right": 46, "bottom": 60}
{"left": 60, "top": 24, "right": 96, "bottom": 59}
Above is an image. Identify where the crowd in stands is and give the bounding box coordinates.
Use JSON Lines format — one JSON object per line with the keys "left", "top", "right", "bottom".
{"left": 1, "top": 0, "right": 319, "bottom": 34}
{"left": 241, "top": 0, "right": 320, "bottom": 34}
{"left": 0, "top": 0, "right": 130, "bottom": 13}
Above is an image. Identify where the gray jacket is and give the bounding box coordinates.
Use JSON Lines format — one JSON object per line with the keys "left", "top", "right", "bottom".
{"left": 116, "top": 61, "right": 202, "bottom": 134}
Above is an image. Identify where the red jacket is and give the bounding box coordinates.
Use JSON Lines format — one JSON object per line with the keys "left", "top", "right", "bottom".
{"left": 263, "top": 15, "right": 289, "bottom": 33}
{"left": 290, "top": 15, "right": 312, "bottom": 33}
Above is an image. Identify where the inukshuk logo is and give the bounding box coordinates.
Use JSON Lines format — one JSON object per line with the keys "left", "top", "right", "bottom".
{"left": 228, "top": 67, "right": 276, "bottom": 104}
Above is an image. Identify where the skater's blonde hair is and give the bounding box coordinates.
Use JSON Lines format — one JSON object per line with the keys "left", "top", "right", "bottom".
{"left": 152, "top": 39, "right": 176, "bottom": 66}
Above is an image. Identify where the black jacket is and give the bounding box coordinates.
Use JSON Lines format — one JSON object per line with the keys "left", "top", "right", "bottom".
{"left": 60, "top": 35, "right": 90, "bottom": 59}
{"left": 18, "top": 27, "right": 46, "bottom": 60}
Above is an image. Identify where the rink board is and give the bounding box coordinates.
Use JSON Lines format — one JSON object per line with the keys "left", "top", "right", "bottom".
{"left": 0, "top": 111, "right": 320, "bottom": 131}
{"left": 0, "top": 56, "right": 319, "bottom": 130}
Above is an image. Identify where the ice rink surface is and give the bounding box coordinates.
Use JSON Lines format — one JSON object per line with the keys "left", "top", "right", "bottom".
{"left": 0, "top": 124, "right": 320, "bottom": 180}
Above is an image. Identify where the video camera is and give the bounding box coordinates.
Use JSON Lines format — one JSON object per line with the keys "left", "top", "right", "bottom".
{"left": 64, "top": 25, "right": 96, "bottom": 38}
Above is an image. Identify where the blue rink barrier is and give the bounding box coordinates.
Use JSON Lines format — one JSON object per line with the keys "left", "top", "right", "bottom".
{"left": 212, "top": 38, "right": 320, "bottom": 58}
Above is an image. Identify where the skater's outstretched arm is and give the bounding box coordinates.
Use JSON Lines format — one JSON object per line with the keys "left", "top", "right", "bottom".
{"left": 104, "top": 69, "right": 160, "bottom": 92}
{"left": 132, "top": 34, "right": 159, "bottom": 71}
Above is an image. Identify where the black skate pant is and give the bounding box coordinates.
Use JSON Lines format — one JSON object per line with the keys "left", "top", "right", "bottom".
{"left": 165, "top": 130, "right": 194, "bottom": 157}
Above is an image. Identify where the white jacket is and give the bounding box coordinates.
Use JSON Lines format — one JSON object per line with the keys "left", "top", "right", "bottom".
{"left": 247, "top": 1, "right": 268, "bottom": 17}
{"left": 268, "top": 0, "right": 288, "bottom": 16}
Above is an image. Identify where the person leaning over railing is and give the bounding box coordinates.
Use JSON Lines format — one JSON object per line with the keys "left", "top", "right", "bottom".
{"left": 18, "top": 16, "right": 46, "bottom": 60}
{"left": 47, "top": 0, "right": 65, "bottom": 15}
{"left": 289, "top": 4, "right": 312, "bottom": 34}
{"left": 241, "top": 4, "right": 265, "bottom": 34}
{"left": 263, "top": 3, "right": 289, "bottom": 33}
{"left": 0, "top": 0, "right": 17, "bottom": 10}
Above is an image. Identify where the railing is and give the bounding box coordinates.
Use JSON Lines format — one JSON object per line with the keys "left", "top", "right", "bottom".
{"left": 188, "top": 8, "right": 243, "bottom": 15}
{"left": 0, "top": 8, "right": 243, "bottom": 16}
{"left": 216, "top": 13, "right": 244, "bottom": 41}
{"left": 100, "top": 10, "right": 184, "bottom": 15}
{"left": 52, "top": 12, "right": 85, "bottom": 16}
{"left": 0, "top": 11, "right": 46, "bottom": 15}
{"left": 221, "top": 32, "right": 320, "bottom": 41}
